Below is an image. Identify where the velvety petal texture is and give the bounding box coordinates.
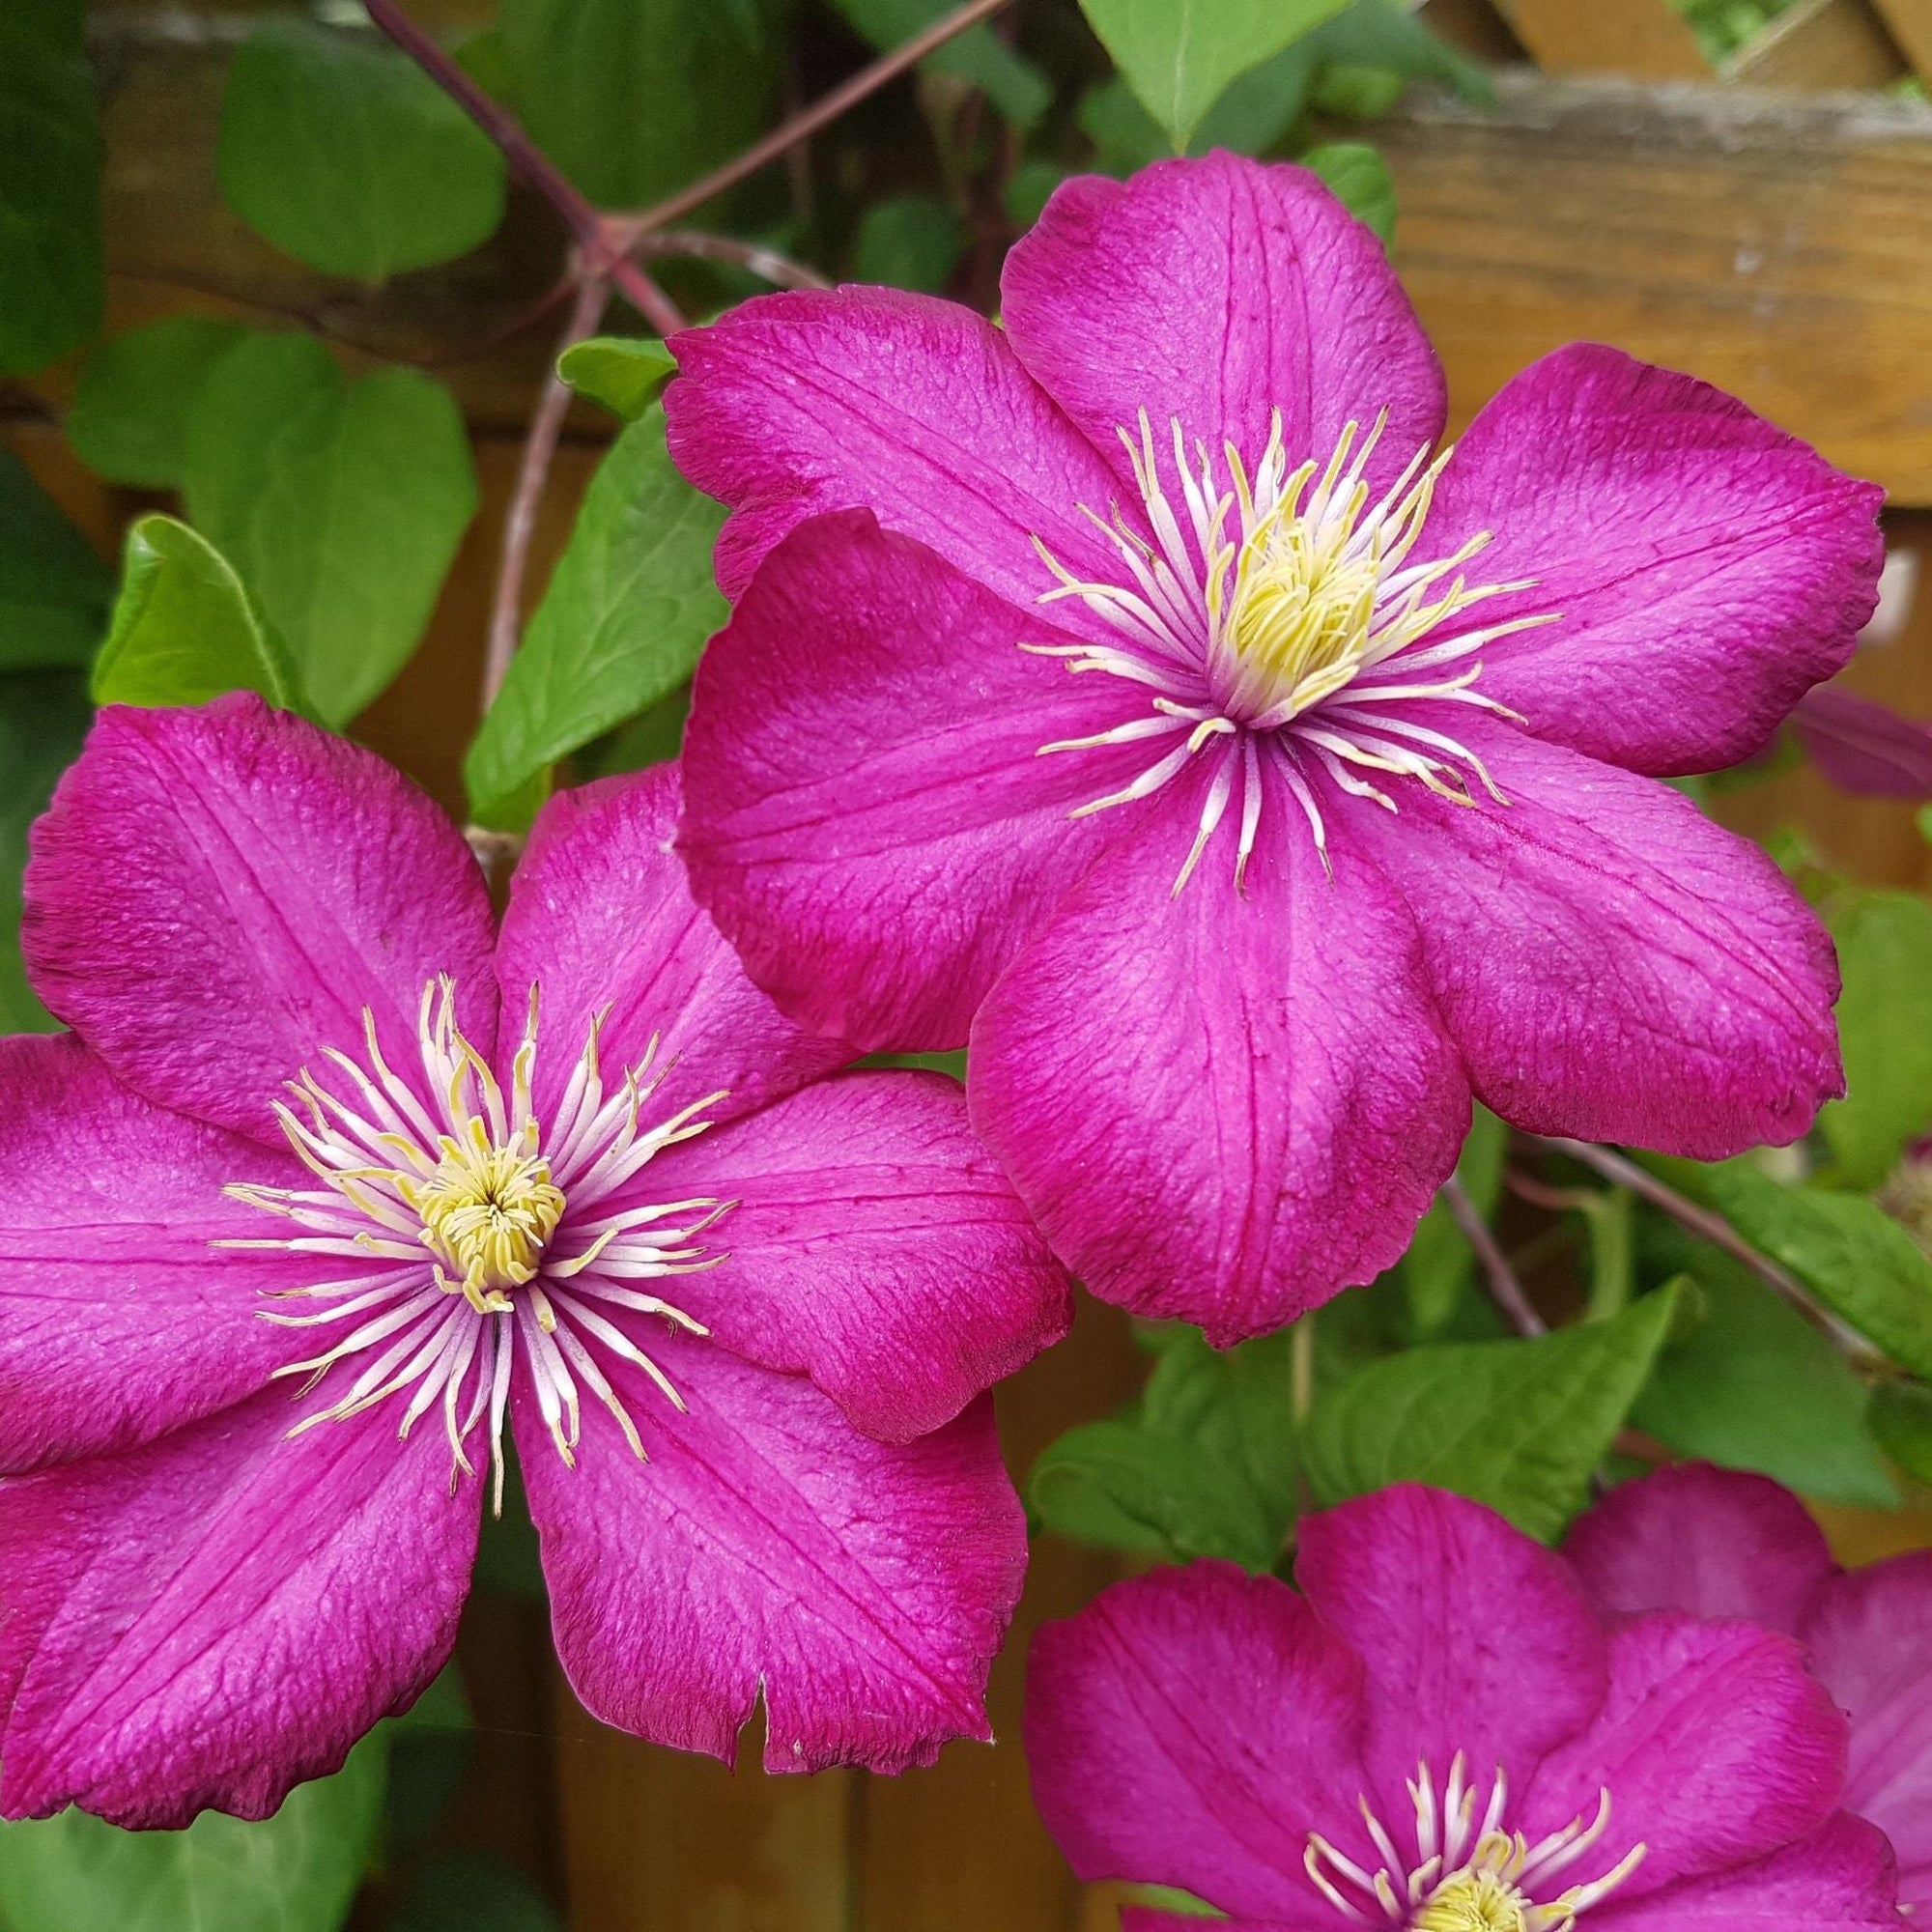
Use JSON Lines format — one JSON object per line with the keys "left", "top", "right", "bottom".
{"left": 642, "top": 1069, "right": 1069, "bottom": 1440}
{"left": 23, "top": 696, "right": 497, "bottom": 1143}
{"left": 680, "top": 513, "right": 1160, "bottom": 1053}
{"left": 1025, "top": 1486, "right": 1896, "bottom": 1929}
{"left": 0, "top": 1036, "right": 301, "bottom": 1473}
{"left": 519, "top": 1333, "right": 1024, "bottom": 1776}
{"left": 970, "top": 766, "right": 1468, "bottom": 1341}
{"left": 1024, "top": 1562, "right": 1370, "bottom": 1919}
{"left": 1415, "top": 345, "right": 1884, "bottom": 777}
{"left": 666, "top": 285, "right": 1124, "bottom": 608}
{"left": 1564, "top": 1461, "right": 1835, "bottom": 1634}
{"left": 1002, "top": 154, "right": 1445, "bottom": 501}
{"left": 0, "top": 1387, "right": 478, "bottom": 1828}
{"left": 499, "top": 761, "right": 851, "bottom": 1127}
{"left": 1344, "top": 714, "right": 1843, "bottom": 1156}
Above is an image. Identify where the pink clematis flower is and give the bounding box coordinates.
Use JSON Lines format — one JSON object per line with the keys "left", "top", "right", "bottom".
{"left": 0, "top": 696, "right": 1070, "bottom": 1828}
{"left": 668, "top": 154, "right": 1885, "bottom": 1342}
{"left": 1024, "top": 1484, "right": 1903, "bottom": 1931}
{"left": 1566, "top": 1460, "right": 1932, "bottom": 1913}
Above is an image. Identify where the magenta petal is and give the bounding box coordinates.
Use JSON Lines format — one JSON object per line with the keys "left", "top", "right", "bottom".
{"left": 1295, "top": 1488, "right": 1605, "bottom": 1821}
{"left": 497, "top": 761, "right": 851, "bottom": 1128}
{"left": 517, "top": 1331, "right": 1024, "bottom": 1775}
{"left": 1794, "top": 685, "right": 1932, "bottom": 799}
{"left": 1345, "top": 713, "right": 1842, "bottom": 1156}
{"left": 1521, "top": 1613, "right": 1847, "bottom": 1900}
{"left": 0, "top": 1386, "right": 478, "bottom": 1828}
{"left": 1588, "top": 1815, "right": 1902, "bottom": 1930}
{"left": 1023, "top": 1563, "right": 1370, "bottom": 1920}
{"left": 1002, "top": 155, "right": 1445, "bottom": 501}
{"left": 1564, "top": 1463, "right": 1837, "bottom": 1635}
{"left": 23, "top": 696, "right": 497, "bottom": 1143}
{"left": 1803, "top": 1552, "right": 1932, "bottom": 1901}
{"left": 639, "top": 1070, "right": 1069, "bottom": 1441}
{"left": 680, "top": 513, "right": 1159, "bottom": 1053}
{"left": 1414, "top": 345, "right": 1883, "bottom": 776}
{"left": 666, "top": 285, "right": 1125, "bottom": 607}
{"left": 0, "top": 1036, "right": 309, "bottom": 1473}
{"left": 968, "top": 771, "right": 1469, "bottom": 1341}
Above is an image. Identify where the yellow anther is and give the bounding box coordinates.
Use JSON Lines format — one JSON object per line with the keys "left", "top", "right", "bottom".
{"left": 408, "top": 1122, "right": 565, "bottom": 1313}
{"left": 1413, "top": 1871, "right": 1532, "bottom": 1932}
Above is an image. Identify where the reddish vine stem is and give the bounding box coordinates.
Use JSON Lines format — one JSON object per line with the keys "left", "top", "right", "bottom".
{"left": 482, "top": 272, "right": 610, "bottom": 714}
{"left": 361, "top": 0, "right": 683, "bottom": 334}
{"left": 1525, "top": 1135, "right": 1828, "bottom": 1326}
{"left": 634, "top": 229, "right": 832, "bottom": 290}
{"left": 1443, "top": 1174, "right": 1546, "bottom": 1336}
{"left": 608, "top": 0, "right": 1013, "bottom": 242}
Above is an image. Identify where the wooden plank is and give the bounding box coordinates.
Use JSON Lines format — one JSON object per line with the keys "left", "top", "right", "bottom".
{"left": 1417, "top": 0, "right": 1529, "bottom": 63}
{"left": 552, "top": 1690, "right": 857, "bottom": 1932}
{"left": 1871, "top": 0, "right": 1932, "bottom": 77}
{"left": 854, "top": 1295, "right": 1145, "bottom": 1932}
{"left": 1495, "top": 0, "right": 1710, "bottom": 76}
{"left": 1726, "top": 0, "right": 1909, "bottom": 86}
{"left": 1378, "top": 74, "right": 1932, "bottom": 502}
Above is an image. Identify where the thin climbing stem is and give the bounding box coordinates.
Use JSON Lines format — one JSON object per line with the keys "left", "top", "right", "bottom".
{"left": 362, "top": 0, "right": 684, "bottom": 333}
{"left": 633, "top": 230, "right": 832, "bottom": 290}
{"left": 1443, "top": 1174, "right": 1546, "bottom": 1337}
{"left": 482, "top": 272, "right": 609, "bottom": 716}
{"left": 609, "top": 0, "right": 1013, "bottom": 241}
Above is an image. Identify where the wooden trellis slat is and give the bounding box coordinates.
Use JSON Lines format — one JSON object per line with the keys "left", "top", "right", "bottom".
{"left": 1492, "top": 0, "right": 1711, "bottom": 76}
{"left": 1872, "top": 0, "right": 1932, "bottom": 76}
{"left": 1726, "top": 0, "right": 1910, "bottom": 86}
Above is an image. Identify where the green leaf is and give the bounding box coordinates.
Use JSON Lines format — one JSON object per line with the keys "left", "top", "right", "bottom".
{"left": 0, "top": 1730, "right": 384, "bottom": 1932}
{"left": 1301, "top": 141, "right": 1396, "bottom": 244}
{"left": 1299, "top": 0, "right": 1492, "bottom": 105}
{"left": 497, "top": 0, "right": 783, "bottom": 209}
{"left": 92, "top": 516, "right": 309, "bottom": 715}
{"left": 0, "top": 669, "right": 90, "bottom": 1034}
{"left": 852, "top": 196, "right": 966, "bottom": 293}
{"left": 1401, "top": 1105, "right": 1506, "bottom": 1337}
{"left": 829, "top": 0, "right": 1053, "bottom": 126}
{"left": 1077, "top": 0, "right": 1351, "bottom": 149}
{"left": 0, "top": 448, "right": 111, "bottom": 671}
{"left": 1818, "top": 889, "right": 1932, "bottom": 1188}
{"left": 217, "top": 22, "right": 506, "bottom": 280}
{"left": 1079, "top": 39, "right": 1314, "bottom": 174}
{"left": 1871, "top": 1380, "right": 1932, "bottom": 1486}
{"left": 0, "top": 0, "right": 102, "bottom": 376}
{"left": 1632, "top": 1262, "right": 1896, "bottom": 1507}
{"left": 465, "top": 404, "right": 724, "bottom": 825}
{"left": 66, "top": 318, "right": 252, "bottom": 489}
{"left": 389, "top": 1852, "right": 561, "bottom": 1932}
{"left": 183, "top": 332, "right": 478, "bottom": 725}
{"left": 1304, "top": 1286, "right": 1682, "bottom": 1541}
{"left": 1656, "top": 1155, "right": 1932, "bottom": 1381}
{"left": 386, "top": 1666, "right": 473, "bottom": 1856}
{"left": 1029, "top": 1325, "right": 1301, "bottom": 1569}
{"left": 557, "top": 336, "right": 677, "bottom": 421}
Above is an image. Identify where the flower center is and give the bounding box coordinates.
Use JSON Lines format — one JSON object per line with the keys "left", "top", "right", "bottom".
{"left": 1304, "top": 1755, "right": 1644, "bottom": 1932}
{"left": 1412, "top": 1873, "right": 1530, "bottom": 1932}
{"left": 406, "top": 1122, "right": 565, "bottom": 1312}
{"left": 221, "top": 978, "right": 730, "bottom": 1504}
{"left": 1028, "top": 411, "right": 1558, "bottom": 892}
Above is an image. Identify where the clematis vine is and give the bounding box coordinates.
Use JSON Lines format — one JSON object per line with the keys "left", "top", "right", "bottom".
{"left": 668, "top": 153, "right": 1885, "bottom": 1342}
{"left": 0, "top": 696, "right": 1070, "bottom": 1828}
{"left": 1566, "top": 1460, "right": 1932, "bottom": 1912}
{"left": 1024, "top": 1484, "right": 1905, "bottom": 1931}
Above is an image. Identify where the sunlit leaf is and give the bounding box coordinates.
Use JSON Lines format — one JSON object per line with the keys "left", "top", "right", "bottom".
{"left": 1077, "top": 0, "right": 1350, "bottom": 149}
{"left": 217, "top": 21, "right": 506, "bottom": 280}
{"left": 92, "top": 516, "right": 309, "bottom": 715}
{"left": 557, "top": 335, "right": 677, "bottom": 421}
{"left": 183, "top": 332, "right": 477, "bottom": 725}
{"left": 465, "top": 404, "right": 724, "bottom": 825}
{"left": 1301, "top": 140, "right": 1396, "bottom": 244}
{"left": 0, "top": 0, "right": 101, "bottom": 376}
{"left": 1304, "top": 1286, "right": 1682, "bottom": 1540}
{"left": 0, "top": 1732, "right": 384, "bottom": 1932}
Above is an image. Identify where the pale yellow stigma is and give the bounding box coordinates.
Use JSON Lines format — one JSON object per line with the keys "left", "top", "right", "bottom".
{"left": 1414, "top": 1872, "right": 1531, "bottom": 1932}
{"left": 406, "top": 1116, "right": 565, "bottom": 1313}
